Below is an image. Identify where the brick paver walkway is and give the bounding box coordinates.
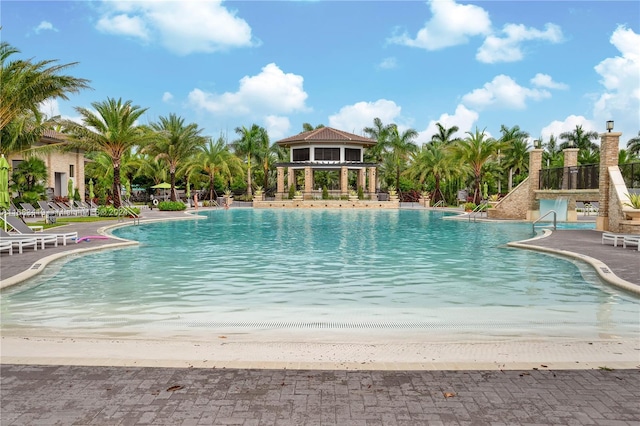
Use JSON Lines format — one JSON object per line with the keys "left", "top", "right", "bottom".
{"left": 2, "top": 365, "right": 639, "bottom": 425}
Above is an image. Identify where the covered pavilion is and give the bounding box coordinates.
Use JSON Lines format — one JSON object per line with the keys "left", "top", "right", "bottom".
{"left": 274, "top": 127, "right": 378, "bottom": 200}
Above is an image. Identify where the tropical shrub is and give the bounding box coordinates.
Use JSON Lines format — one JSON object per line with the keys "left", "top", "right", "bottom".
{"left": 158, "top": 201, "right": 186, "bottom": 211}
{"left": 322, "top": 185, "right": 329, "bottom": 200}
{"left": 464, "top": 202, "right": 477, "bottom": 211}
{"left": 624, "top": 193, "right": 640, "bottom": 209}
{"left": 357, "top": 186, "right": 364, "bottom": 200}
{"left": 288, "top": 185, "right": 296, "bottom": 199}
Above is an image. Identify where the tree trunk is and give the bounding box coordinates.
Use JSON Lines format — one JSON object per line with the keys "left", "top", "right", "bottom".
{"left": 170, "top": 171, "right": 177, "bottom": 202}
{"left": 508, "top": 168, "right": 513, "bottom": 192}
{"left": 209, "top": 173, "right": 215, "bottom": 202}
{"left": 112, "top": 164, "right": 122, "bottom": 208}
{"left": 247, "top": 157, "right": 253, "bottom": 196}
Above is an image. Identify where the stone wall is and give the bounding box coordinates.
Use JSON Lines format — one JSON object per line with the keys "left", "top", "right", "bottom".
{"left": 487, "top": 177, "right": 529, "bottom": 220}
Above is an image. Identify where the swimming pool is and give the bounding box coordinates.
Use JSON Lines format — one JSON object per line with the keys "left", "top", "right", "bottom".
{"left": 1, "top": 209, "right": 638, "bottom": 341}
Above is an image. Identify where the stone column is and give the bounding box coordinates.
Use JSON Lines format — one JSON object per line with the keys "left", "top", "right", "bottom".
{"left": 563, "top": 148, "right": 579, "bottom": 221}
{"left": 340, "top": 166, "right": 349, "bottom": 196}
{"left": 276, "top": 167, "right": 285, "bottom": 200}
{"left": 526, "top": 148, "right": 544, "bottom": 221}
{"left": 357, "top": 169, "right": 365, "bottom": 192}
{"left": 304, "top": 166, "right": 313, "bottom": 197}
{"left": 597, "top": 132, "right": 621, "bottom": 231}
{"left": 368, "top": 167, "right": 377, "bottom": 197}
{"left": 287, "top": 167, "right": 295, "bottom": 192}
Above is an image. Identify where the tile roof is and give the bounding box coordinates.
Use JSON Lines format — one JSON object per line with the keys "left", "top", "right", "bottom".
{"left": 276, "top": 127, "right": 376, "bottom": 146}
{"left": 41, "top": 129, "right": 67, "bottom": 142}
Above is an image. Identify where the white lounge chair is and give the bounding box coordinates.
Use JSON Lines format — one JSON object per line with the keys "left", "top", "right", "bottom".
{"left": 601, "top": 232, "right": 637, "bottom": 247}
{"left": 19, "top": 202, "right": 43, "bottom": 218}
{"left": 4, "top": 216, "right": 77, "bottom": 246}
{"left": 0, "top": 235, "right": 38, "bottom": 254}
{"left": 622, "top": 235, "right": 640, "bottom": 251}
{"left": 0, "top": 239, "right": 13, "bottom": 255}
{"left": 1, "top": 229, "right": 58, "bottom": 249}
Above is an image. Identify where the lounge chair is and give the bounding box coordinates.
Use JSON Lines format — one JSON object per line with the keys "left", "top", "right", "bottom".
{"left": 19, "top": 202, "right": 43, "bottom": 218}
{"left": 53, "top": 201, "right": 76, "bottom": 216}
{"left": 623, "top": 235, "right": 640, "bottom": 251}
{"left": 80, "top": 201, "right": 97, "bottom": 215}
{"left": 0, "top": 228, "right": 58, "bottom": 249}
{"left": 0, "top": 234, "right": 38, "bottom": 254}
{"left": 8, "top": 202, "right": 21, "bottom": 216}
{"left": 0, "top": 239, "right": 13, "bottom": 255}
{"left": 4, "top": 215, "right": 77, "bottom": 246}
{"left": 602, "top": 232, "right": 637, "bottom": 247}
{"left": 73, "top": 200, "right": 88, "bottom": 215}
{"left": 37, "top": 200, "right": 61, "bottom": 218}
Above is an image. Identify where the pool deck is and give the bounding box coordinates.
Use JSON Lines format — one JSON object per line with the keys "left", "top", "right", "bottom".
{"left": 1, "top": 208, "right": 639, "bottom": 425}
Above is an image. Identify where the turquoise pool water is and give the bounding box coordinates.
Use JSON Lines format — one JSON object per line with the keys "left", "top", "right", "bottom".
{"left": 1, "top": 209, "right": 638, "bottom": 340}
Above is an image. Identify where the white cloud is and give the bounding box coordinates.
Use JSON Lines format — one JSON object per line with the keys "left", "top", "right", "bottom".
{"left": 38, "top": 99, "right": 61, "bottom": 118}
{"left": 418, "top": 104, "right": 479, "bottom": 144}
{"left": 162, "top": 92, "right": 174, "bottom": 102}
{"left": 34, "top": 21, "right": 58, "bottom": 34}
{"left": 96, "top": 0, "right": 256, "bottom": 55}
{"left": 461, "top": 75, "right": 551, "bottom": 110}
{"left": 377, "top": 57, "right": 397, "bottom": 70}
{"left": 388, "top": 0, "right": 490, "bottom": 50}
{"left": 328, "top": 99, "right": 402, "bottom": 134}
{"left": 540, "top": 115, "right": 597, "bottom": 141}
{"left": 264, "top": 115, "right": 290, "bottom": 141}
{"left": 592, "top": 26, "right": 640, "bottom": 134}
{"left": 97, "top": 14, "right": 149, "bottom": 40}
{"left": 187, "top": 63, "right": 308, "bottom": 119}
{"left": 477, "top": 23, "right": 563, "bottom": 63}
{"left": 530, "top": 73, "right": 568, "bottom": 90}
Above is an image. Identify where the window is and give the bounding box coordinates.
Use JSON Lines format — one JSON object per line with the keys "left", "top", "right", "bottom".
{"left": 314, "top": 148, "right": 340, "bottom": 161}
{"left": 69, "top": 164, "right": 75, "bottom": 177}
{"left": 345, "top": 148, "right": 361, "bottom": 162}
{"left": 292, "top": 148, "right": 310, "bottom": 162}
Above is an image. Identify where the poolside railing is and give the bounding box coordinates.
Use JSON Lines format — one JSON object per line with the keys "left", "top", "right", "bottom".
{"left": 468, "top": 202, "right": 489, "bottom": 222}
{"left": 532, "top": 210, "right": 557, "bottom": 234}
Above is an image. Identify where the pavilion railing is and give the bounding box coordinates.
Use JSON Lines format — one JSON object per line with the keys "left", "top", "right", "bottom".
{"left": 539, "top": 164, "right": 599, "bottom": 190}
{"left": 620, "top": 162, "right": 640, "bottom": 189}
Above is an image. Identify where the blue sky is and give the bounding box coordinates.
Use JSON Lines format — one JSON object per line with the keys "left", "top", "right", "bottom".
{"left": 3, "top": 0, "right": 639, "bottom": 147}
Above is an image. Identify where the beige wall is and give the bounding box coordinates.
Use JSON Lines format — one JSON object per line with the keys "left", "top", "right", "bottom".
{"left": 487, "top": 177, "right": 530, "bottom": 220}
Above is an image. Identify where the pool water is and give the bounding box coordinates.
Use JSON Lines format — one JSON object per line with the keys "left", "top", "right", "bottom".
{"left": 1, "top": 209, "right": 638, "bottom": 340}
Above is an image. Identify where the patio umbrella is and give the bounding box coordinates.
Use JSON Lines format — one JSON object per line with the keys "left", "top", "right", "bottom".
{"left": 88, "top": 179, "right": 94, "bottom": 200}
{"left": 151, "top": 182, "right": 172, "bottom": 189}
{"left": 186, "top": 182, "right": 191, "bottom": 199}
{"left": 68, "top": 178, "right": 74, "bottom": 198}
{"left": 483, "top": 182, "right": 488, "bottom": 200}
{"left": 0, "top": 154, "right": 9, "bottom": 210}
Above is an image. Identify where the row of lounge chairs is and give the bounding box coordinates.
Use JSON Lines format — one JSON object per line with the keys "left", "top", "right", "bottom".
{"left": 0, "top": 215, "right": 78, "bottom": 256}
{"left": 9, "top": 201, "right": 98, "bottom": 218}
{"left": 601, "top": 232, "right": 640, "bottom": 251}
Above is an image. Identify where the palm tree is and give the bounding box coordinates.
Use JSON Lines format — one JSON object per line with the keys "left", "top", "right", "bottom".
{"left": 363, "top": 117, "right": 393, "bottom": 164}
{"left": 232, "top": 124, "right": 262, "bottom": 197}
{"left": 189, "top": 136, "right": 243, "bottom": 201}
{"left": 407, "top": 142, "right": 453, "bottom": 202}
{"left": 386, "top": 124, "right": 418, "bottom": 190}
{"left": 60, "top": 97, "right": 152, "bottom": 207}
{"left": 254, "top": 127, "right": 276, "bottom": 192}
{"left": 452, "top": 128, "right": 502, "bottom": 204}
{"left": 145, "top": 114, "right": 206, "bottom": 201}
{"left": 627, "top": 131, "right": 640, "bottom": 156}
{"left": 499, "top": 125, "right": 530, "bottom": 192}
{"left": 302, "top": 123, "right": 325, "bottom": 132}
{"left": 430, "top": 122, "right": 461, "bottom": 146}
{"left": 541, "top": 134, "right": 563, "bottom": 169}
{"left": 0, "top": 41, "right": 90, "bottom": 132}
{"left": 559, "top": 125, "right": 599, "bottom": 151}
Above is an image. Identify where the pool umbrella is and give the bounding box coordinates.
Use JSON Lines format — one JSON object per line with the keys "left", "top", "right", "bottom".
{"left": 483, "top": 182, "right": 488, "bottom": 200}
{"left": 186, "top": 182, "right": 191, "bottom": 199}
{"left": 0, "top": 154, "right": 9, "bottom": 210}
{"left": 68, "top": 177, "right": 74, "bottom": 198}
{"left": 151, "top": 182, "right": 172, "bottom": 189}
{"left": 88, "top": 179, "right": 94, "bottom": 200}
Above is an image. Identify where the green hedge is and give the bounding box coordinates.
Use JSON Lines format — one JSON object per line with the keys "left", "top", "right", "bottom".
{"left": 158, "top": 201, "right": 186, "bottom": 211}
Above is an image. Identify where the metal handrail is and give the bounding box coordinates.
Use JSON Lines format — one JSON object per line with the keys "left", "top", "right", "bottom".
{"left": 532, "top": 210, "right": 556, "bottom": 233}
{"left": 468, "top": 202, "right": 488, "bottom": 222}
{"left": 117, "top": 205, "right": 140, "bottom": 225}
{"left": 432, "top": 200, "right": 445, "bottom": 208}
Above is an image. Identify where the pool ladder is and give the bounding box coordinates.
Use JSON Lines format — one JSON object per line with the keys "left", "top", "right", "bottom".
{"left": 532, "top": 210, "right": 556, "bottom": 234}
{"left": 432, "top": 200, "right": 446, "bottom": 208}
{"left": 117, "top": 206, "right": 140, "bottom": 225}
{"left": 468, "top": 201, "right": 489, "bottom": 222}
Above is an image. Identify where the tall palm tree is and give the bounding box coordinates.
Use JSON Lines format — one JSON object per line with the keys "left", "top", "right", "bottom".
{"left": 145, "top": 114, "right": 206, "bottom": 201}
{"left": 254, "top": 127, "right": 276, "bottom": 191}
{"left": 499, "top": 125, "right": 530, "bottom": 192}
{"left": 387, "top": 124, "right": 418, "bottom": 190}
{"left": 430, "top": 122, "right": 461, "bottom": 147}
{"left": 60, "top": 97, "right": 152, "bottom": 207}
{"left": 452, "top": 128, "right": 502, "bottom": 204}
{"left": 363, "top": 117, "right": 393, "bottom": 164}
{"left": 559, "top": 125, "right": 599, "bottom": 151}
{"left": 232, "top": 124, "right": 262, "bottom": 197}
{"left": 541, "top": 134, "right": 563, "bottom": 169}
{"left": 407, "top": 142, "right": 453, "bottom": 202}
{"left": 627, "top": 131, "right": 640, "bottom": 156}
{"left": 0, "top": 41, "right": 90, "bottom": 131}
{"left": 189, "top": 136, "right": 243, "bottom": 201}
